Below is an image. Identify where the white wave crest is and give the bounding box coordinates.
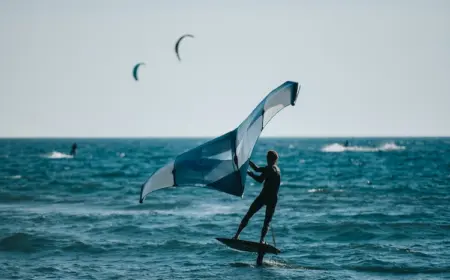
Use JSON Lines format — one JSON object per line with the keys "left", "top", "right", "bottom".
{"left": 5, "top": 175, "right": 22, "bottom": 179}
{"left": 42, "top": 151, "right": 73, "bottom": 159}
{"left": 379, "top": 143, "right": 405, "bottom": 151}
{"left": 321, "top": 142, "right": 405, "bottom": 153}
{"left": 308, "top": 188, "right": 343, "bottom": 193}
{"left": 308, "top": 188, "right": 326, "bottom": 193}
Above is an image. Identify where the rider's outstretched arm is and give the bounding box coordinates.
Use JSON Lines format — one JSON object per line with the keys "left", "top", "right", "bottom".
{"left": 249, "top": 160, "right": 264, "bottom": 172}
{"left": 247, "top": 170, "right": 266, "bottom": 183}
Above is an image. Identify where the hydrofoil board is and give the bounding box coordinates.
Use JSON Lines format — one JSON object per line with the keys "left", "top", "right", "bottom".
{"left": 216, "top": 238, "right": 280, "bottom": 254}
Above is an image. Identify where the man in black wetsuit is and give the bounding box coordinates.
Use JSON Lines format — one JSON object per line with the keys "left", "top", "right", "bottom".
{"left": 70, "top": 143, "right": 77, "bottom": 156}
{"left": 233, "top": 150, "right": 281, "bottom": 264}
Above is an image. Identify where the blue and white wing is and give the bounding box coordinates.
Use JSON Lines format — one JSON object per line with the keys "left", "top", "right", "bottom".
{"left": 139, "top": 81, "right": 300, "bottom": 203}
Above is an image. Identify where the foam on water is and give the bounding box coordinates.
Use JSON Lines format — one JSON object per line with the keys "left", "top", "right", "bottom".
{"left": 42, "top": 151, "right": 73, "bottom": 159}
{"left": 322, "top": 142, "right": 405, "bottom": 152}
{"left": 5, "top": 175, "right": 21, "bottom": 179}
{"left": 0, "top": 204, "right": 153, "bottom": 218}
{"left": 308, "top": 188, "right": 344, "bottom": 193}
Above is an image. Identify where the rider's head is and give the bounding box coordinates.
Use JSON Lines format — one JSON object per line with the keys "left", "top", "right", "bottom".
{"left": 266, "top": 150, "right": 278, "bottom": 166}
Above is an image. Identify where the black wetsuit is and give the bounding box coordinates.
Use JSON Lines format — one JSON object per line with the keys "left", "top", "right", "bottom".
{"left": 245, "top": 165, "right": 281, "bottom": 226}
{"left": 70, "top": 143, "right": 77, "bottom": 156}
{"left": 235, "top": 163, "right": 281, "bottom": 243}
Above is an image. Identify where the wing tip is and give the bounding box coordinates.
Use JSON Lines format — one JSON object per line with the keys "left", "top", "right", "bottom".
{"left": 287, "top": 81, "right": 301, "bottom": 106}
{"left": 139, "top": 183, "right": 146, "bottom": 204}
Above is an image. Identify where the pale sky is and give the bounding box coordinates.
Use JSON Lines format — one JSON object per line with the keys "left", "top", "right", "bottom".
{"left": 1, "top": 0, "right": 449, "bottom": 137}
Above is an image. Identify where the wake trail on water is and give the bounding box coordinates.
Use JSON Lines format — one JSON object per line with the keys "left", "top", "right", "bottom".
{"left": 322, "top": 142, "right": 405, "bottom": 153}
{"left": 42, "top": 151, "right": 73, "bottom": 159}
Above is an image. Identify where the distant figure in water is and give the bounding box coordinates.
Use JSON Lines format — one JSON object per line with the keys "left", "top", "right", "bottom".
{"left": 70, "top": 143, "right": 77, "bottom": 156}
{"left": 343, "top": 140, "right": 349, "bottom": 147}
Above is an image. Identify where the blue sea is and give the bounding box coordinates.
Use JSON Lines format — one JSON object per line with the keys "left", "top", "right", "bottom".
{"left": 1, "top": 138, "right": 449, "bottom": 279}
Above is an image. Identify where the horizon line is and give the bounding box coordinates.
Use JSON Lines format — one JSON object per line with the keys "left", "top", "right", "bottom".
{"left": 0, "top": 135, "right": 449, "bottom": 139}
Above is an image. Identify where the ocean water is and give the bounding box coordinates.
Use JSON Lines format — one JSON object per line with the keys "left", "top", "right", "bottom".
{"left": 1, "top": 138, "right": 449, "bottom": 280}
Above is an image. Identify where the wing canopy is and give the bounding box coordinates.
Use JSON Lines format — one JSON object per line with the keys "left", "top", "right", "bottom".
{"left": 133, "top": 63, "right": 145, "bottom": 81}
{"left": 139, "top": 81, "right": 300, "bottom": 203}
{"left": 175, "top": 34, "right": 194, "bottom": 61}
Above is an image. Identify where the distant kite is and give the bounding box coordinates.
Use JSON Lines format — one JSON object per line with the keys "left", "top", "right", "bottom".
{"left": 175, "top": 34, "right": 194, "bottom": 61}
{"left": 133, "top": 63, "right": 145, "bottom": 81}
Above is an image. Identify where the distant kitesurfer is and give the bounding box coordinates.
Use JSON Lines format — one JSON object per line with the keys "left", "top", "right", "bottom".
{"left": 70, "top": 143, "right": 77, "bottom": 156}
{"left": 233, "top": 150, "right": 281, "bottom": 266}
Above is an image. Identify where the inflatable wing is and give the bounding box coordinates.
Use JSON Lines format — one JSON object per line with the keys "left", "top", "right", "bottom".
{"left": 139, "top": 81, "right": 301, "bottom": 203}
{"left": 175, "top": 34, "right": 194, "bottom": 61}
{"left": 133, "top": 63, "right": 145, "bottom": 81}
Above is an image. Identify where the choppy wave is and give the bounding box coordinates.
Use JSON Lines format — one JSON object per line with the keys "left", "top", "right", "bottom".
{"left": 322, "top": 142, "right": 406, "bottom": 152}
{"left": 0, "top": 138, "right": 449, "bottom": 279}
{"left": 0, "top": 232, "right": 109, "bottom": 254}
{"left": 0, "top": 192, "right": 36, "bottom": 202}
{"left": 345, "top": 261, "right": 450, "bottom": 274}
{"left": 0, "top": 232, "right": 53, "bottom": 253}
{"left": 154, "top": 203, "right": 239, "bottom": 217}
